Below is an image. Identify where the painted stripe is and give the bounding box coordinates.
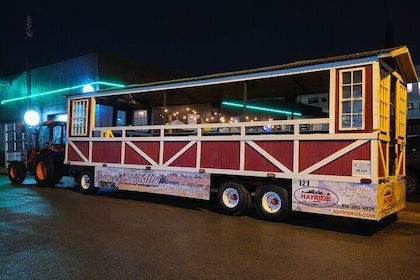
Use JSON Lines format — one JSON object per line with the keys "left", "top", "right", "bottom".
{"left": 378, "top": 140, "right": 387, "bottom": 177}
{"left": 293, "top": 140, "right": 299, "bottom": 173}
{"left": 240, "top": 140, "right": 245, "bottom": 171}
{"left": 120, "top": 141, "right": 125, "bottom": 165}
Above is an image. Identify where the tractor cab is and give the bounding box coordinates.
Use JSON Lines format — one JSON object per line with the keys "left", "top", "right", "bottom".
{"left": 36, "top": 121, "right": 66, "bottom": 150}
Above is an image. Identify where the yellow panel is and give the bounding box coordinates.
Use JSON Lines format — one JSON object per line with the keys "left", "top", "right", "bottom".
{"left": 90, "top": 97, "right": 96, "bottom": 129}
{"left": 389, "top": 46, "right": 418, "bottom": 83}
{"left": 379, "top": 71, "right": 390, "bottom": 135}
{"left": 376, "top": 178, "right": 406, "bottom": 220}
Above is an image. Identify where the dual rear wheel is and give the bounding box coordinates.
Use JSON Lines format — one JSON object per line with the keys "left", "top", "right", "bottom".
{"left": 255, "top": 184, "right": 289, "bottom": 221}
{"left": 217, "top": 181, "right": 290, "bottom": 221}
{"left": 218, "top": 181, "right": 251, "bottom": 216}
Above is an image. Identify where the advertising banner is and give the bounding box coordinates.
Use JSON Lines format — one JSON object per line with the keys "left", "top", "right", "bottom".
{"left": 292, "top": 179, "right": 377, "bottom": 220}
{"left": 376, "top": 179, "right": 406, "bottom": 220}
{"left": 95, "top": 167, "right": 211, "bottom": 200}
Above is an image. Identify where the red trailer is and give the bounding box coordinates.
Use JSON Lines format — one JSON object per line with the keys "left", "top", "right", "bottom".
{"left": 61, "top": 46, "right": 417, "bottom": 221}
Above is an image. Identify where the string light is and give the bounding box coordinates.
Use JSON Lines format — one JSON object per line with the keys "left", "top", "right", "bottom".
{"left": 221, "top": 101, "right": 302, "bottom": 116}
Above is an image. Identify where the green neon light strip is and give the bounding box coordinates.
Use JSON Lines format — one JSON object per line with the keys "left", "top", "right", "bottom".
{"left": 222, "top": 101, "right": 302, "bottom": 116}
{"left": 1, "top": 81, "right": 125, "bottom": 105}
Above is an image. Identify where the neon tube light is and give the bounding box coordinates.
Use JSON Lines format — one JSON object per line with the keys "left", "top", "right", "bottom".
{"left": 1, "top": 81, "right": 125, "bottom": 105}
{"left": 222, "top": 101, "right": 302, "bottom": 116}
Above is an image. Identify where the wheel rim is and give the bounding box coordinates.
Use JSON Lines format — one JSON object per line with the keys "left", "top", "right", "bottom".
{"left": 9, "top": 166, "right": 16, "bottom": 179}
{"left": 36, "top": 161, "right": 47, "bottom": 180}
{"left": 222, "top": 187, "right": 239, "bottom": 208}
{"left": 406, "top": 176, "right": 417, "bottom": 194}
{"left": 80, "top": 174, "right": 91, "bottom": 190}
{"left": 261, "top": 191, "right": 282, "bottom": 213}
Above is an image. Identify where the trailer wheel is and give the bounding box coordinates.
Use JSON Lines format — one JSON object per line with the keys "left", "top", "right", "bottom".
{"left": 34, "top": 152, "right": 61, "bottom": 187}
{"left": 255, "top": 184, "right": 289, "bottom": 221}
{"left": 79, "top": 171, "right": 98, "bottom": 194}
{"left": 8, "top": 162, "right": 27, "bottom": 184}
{"left": 406, "top": 170, "right": 419, "bottom": 196}
{"left": 218, "top": 181, "right": 251, "bottom": 216}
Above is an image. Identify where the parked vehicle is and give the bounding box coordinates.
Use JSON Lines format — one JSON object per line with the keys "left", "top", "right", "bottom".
{"left": 7, "top": 121, "right": 67, "bottom": 186}
{"left": 406, "top": 135, "right": 420, "bottom": 195}
{"left": 8, "top": 46, "right": 418, "bottom": 223}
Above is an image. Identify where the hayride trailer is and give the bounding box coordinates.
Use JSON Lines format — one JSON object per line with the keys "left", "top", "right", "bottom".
{"left": 63, "top": 46, "right": 417, "bottom": 222}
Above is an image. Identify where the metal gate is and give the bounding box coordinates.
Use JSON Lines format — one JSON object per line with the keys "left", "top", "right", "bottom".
{"left": 4, "top": 121, "right": 28, "bottom": 166}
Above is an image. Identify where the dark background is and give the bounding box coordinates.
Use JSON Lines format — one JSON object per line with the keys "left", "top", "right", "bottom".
{"left": 1, "top": 0, "right": 419, "bottom": 76}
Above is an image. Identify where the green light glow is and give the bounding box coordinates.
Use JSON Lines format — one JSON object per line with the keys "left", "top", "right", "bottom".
{"left": 1, "top": 81, "right": 125, "bottom": 105}
{"left": 222, "top": 101, "right": 302, "bottom": 116}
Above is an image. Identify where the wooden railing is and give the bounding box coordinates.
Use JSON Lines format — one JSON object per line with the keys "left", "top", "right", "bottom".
{"left": 88, "top": 118, "right": 331, "bottom": 140}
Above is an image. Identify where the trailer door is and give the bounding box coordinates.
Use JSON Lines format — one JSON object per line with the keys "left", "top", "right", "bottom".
{"left": 386, "top": 71, "right": 407, "bottom": 176}
{"left": 393, "top": 73, "right": 407, "bottom": 176}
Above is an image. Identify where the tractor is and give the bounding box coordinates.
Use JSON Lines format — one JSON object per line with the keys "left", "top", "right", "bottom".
{"left": 7, "top": 120, "right": 67, "bottom": 187}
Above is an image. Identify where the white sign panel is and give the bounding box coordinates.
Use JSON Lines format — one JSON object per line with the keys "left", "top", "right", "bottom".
{"left": 292, "top": 179, "right": 377, "bottom": 220}
{"left": 352, "top": 160, "right": 371, "bottom": 176}
{"left": 95, "top": 167, "right": 211, "bottom": 200}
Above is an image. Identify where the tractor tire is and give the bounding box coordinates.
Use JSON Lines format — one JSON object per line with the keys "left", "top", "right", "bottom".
{"left": 8, "top": 161, "right": 27, "bottom": 184}
{"left": 34, "top": 152, "right": 63, "bottom": 187}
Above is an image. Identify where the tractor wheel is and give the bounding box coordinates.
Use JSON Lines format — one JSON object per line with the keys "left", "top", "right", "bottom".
{"left": 255, "top": 184, "right": 290, "bottom": 221}
{"left": 8, "top": 162, "right": 27, "bottom": 184}
{"left": 218, "top": 181, "right": 251, "bottom": 216}
{"left": 34, "top": 152, "right": 62, "bottom": 187}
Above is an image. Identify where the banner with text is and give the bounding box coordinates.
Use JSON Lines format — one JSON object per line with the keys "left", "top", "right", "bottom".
{"left": 292, "top": 179, "right": 378, "bottom": 220}
{"left": 95, "top": 167, "right": 211, "bottom": 200}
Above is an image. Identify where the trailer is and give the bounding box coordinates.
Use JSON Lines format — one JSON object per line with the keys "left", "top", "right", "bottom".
{"left": 62, "top": 46, "right": 417, "bottom": 222}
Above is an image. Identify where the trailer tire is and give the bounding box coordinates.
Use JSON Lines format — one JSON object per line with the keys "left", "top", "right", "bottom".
{"left": 255, "top": 184, "right": 289, "bottom": 221}
{"left": 8, "top": 162, "right": 27, "bottom": 184}
{"left": 218, "top": 181, "right": 251, "bottom": 216}
{"left": 34, "top": 152, "right": 61, "bottom": 187}
{"left": 79, "top": 170, "right": 98, "bottom": 194}
{"left": 406, "top": 170, "right": 419, "bottom": 196}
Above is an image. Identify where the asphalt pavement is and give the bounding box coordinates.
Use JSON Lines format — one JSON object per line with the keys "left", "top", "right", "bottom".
{"left": 0, "top": 174, "right": 419, "bottom": 280}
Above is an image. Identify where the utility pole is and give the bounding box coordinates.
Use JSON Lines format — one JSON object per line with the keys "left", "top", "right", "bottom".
{"left": 26, "top": 7, "right": 33, "bottom": 110}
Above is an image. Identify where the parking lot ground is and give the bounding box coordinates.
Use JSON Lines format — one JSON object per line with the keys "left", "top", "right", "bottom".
{"left": 1, "top": 175, "right": 419, "bottom": 280}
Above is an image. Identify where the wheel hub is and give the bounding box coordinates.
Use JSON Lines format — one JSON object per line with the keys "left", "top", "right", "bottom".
{"left": 81, "top": 175, "right": 91, "bottom": 189}
{"left": 270, "top": 198, "right": 279, "bottom": 205}
{"left": 222, "top": 187, "right": 240, "bottom": 208}
{"left": 261, "top": 191, "right": 282, "bottom": 213}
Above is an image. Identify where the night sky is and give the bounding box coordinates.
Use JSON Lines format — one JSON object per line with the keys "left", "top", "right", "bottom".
{"left": 1, "top": 0, "right": 420, "bottom": 77}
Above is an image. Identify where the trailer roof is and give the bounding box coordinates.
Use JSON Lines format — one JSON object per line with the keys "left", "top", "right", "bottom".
{"left": 121, "top": 45, "right": 417, "bottom": 88}
{"left": 67, "top": 46, "right": 418, "bottom": 107}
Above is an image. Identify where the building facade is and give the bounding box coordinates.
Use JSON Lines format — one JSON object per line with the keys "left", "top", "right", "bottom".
{"left": 0, "top": 53, "right": 190, "bottom": 168}
{"left": 407, "top": 65, "right": 420, "bottom": 135}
